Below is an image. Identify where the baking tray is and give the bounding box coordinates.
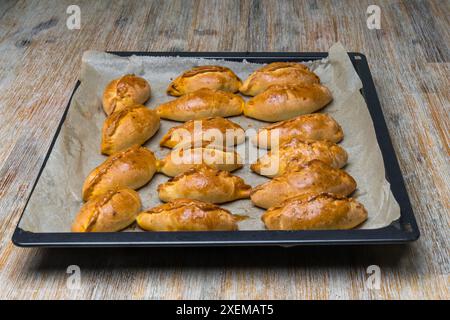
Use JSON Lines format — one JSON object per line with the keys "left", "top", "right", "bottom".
{"left": 12, "top": 52, "right": 420, "bottom": 247}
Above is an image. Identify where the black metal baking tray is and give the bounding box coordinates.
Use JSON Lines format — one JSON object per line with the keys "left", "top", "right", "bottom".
{"left": 12, "top": 52, "right": 420, "bottom": 247}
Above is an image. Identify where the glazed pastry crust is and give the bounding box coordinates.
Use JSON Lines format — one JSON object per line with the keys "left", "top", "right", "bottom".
{"left": 158, "top": 165, "right": 251, "bottom": 203}
{"left": 160, "top": 117, "right": 245, "bottom": 148}
{"left": 250, "top": 160, "right": 357, "bottom": 209}
{"left": 253, "top": 113, "right": 344, "bottom": 149}
{"left": 156, "top": 88, "right": 244, "bottom": 121}
{"left": 137, "top": 199, "right": 239, "bottom": 231}
{"left": 239, "top": 62, "right": 320, "bottom": 96}
{"left": 167, "top": 65, "right": 242, "bottom": 96}
{"left": 262, "top": 193, "right": 367, "bottom": 230}
{"left": 72, "top": 188, "right": 141, "bottom": 232}
{"left": 157, "top": 146, "right": 243, "bottom": 177}
{"left": 251, "top": 139, "right": 348, "bottom": 177}
{"left": 102, "top": 74, "right": 151, "bottom": 115}
{"left": 244, "top": 84, "right": 333, "bottom": 122}
{"left": 101, "top": 105, "right": 160, "bottom": 155}
{"left": 82, "top": 145, "right": 157, "bottom": 201}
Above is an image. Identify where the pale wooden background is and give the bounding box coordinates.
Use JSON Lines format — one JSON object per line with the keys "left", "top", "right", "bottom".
{"left": 0, "top": 0, "right": 448, "bottom": 299}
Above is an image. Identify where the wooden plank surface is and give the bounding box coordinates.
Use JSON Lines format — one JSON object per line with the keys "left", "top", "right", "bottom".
{"left": 0, "top": 0, "right": 448, "bottom": 299}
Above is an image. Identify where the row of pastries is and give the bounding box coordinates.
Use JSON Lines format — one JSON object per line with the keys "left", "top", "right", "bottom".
{"left": 155, "top": 63, "right": 332, "bottom": 122}
{"left": 71, "top": 61, "right": 368, "bottom": 232}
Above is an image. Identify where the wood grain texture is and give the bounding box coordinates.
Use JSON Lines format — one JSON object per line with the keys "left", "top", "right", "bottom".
{"left": 0, "top": 0, "right": 448, "bottom": 299}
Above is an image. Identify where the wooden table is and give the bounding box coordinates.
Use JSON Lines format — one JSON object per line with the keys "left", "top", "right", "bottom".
{"left": 0, "top": 0, "right": 448, "bottom": 299}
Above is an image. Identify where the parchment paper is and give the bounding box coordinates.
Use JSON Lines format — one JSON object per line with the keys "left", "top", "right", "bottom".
{"left": 20, "top": 43, "right": 400, "bottom": 232}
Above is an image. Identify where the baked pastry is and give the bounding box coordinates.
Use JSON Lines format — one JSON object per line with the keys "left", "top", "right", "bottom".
{"left": 244, "top": 84, "right": 333, "bottom": 121}
{"left": 157, "top": 146, "right": 243, "bottom": 177}
{"left": 102, "top": 74, "right": 151, "bottom": 115}
{"left": 262, "top": 193, "right": 367, "bottom": 230}
{"left": 159, "top": 117, "right": 245, "bottom": 148}
{"left": 250, "top": 160, "right": 356, "bottom": 209}
{"left": 253, "top": 113, "right": 344, "bottom": 149}
{"left": 137, "top": 199, "right": 241, "bottom": 231}
{"left": 167, "top": 65, "right": 242, "bottom": 96}
{"left": 82, "top": 145, "right": 157, "bottom": 201}
{"left": 239, "top": 62, "right": 320, "bottom": 96}
{"left": 158, "top": 165, "right": 251, "bottom": 203}
{"left": 101, "top": 105, "right": 160, "bottom": 155}
{"left": 251, "top": 139, "right": 348, "bottom": 177}
{"left": 71, "top": 188, "right": 141, "bottom": 232}
{"left": 156, "top": 88, "right": 244, "bottom": 121}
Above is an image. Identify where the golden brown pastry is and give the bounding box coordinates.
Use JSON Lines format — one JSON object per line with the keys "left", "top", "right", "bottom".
{"left": 72, "top": 188, "right": 141, "bottom": 232}
{"left": 250, "top": 160, "right": 356, "bottom": 209}
{"left": 82, "top": 145, "right": 157, "bottom": 201}
{"left": 102, "top": 74, "right": 151, "bottom": 115}
{"left": 157, "top": 146, "right": 243, "bottom": 177}
{"left": 253, "top": 113, "right": 344, "bottom": 149}
{"left": 262, "top": 193, "right": 367, "bottom": 230}
{"left": 137, "top": 199, "right": 241, "bottom": 231}
{"left": 101, "top": 105, "right": 160, "bottom": 155}
{"left": 244, "top": 84, "right": 333, "bottom": 122}
{"left": 158, "top": 165, "right": 251, "bottom": 203}
{"left": 167, "top": 65, "right": 242, "bottom": 96}
{"left": 251, "top": 139, "right": 348, "bottom": 177}
{"left": 239, "top": 62, "right": 320, "bottom": 96}
{"left": 159, "top": 117, "right": 245, "bottom": 148}
{"left": 156, "top": 88, "right": 244, "bottom": 121}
